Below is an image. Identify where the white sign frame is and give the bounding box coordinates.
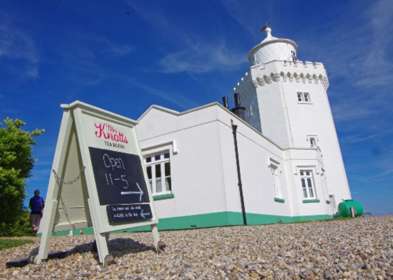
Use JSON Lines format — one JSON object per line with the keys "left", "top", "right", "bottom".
{"left": 35, "top": 101, "right": 160, "bottom": 266}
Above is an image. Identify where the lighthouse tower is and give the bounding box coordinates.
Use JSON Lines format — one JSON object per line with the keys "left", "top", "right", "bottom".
{"left": 234, "top": 26, "right": 351, "bottom": 205}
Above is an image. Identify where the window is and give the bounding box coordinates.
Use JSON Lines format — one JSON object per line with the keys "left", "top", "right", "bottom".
{"left": 309, "top": 137, "right": 316, "bottom": 147}
{"left": 307, "top": 135, "right": 318, "bottom": 148}
{"left": 297, "top": 92, "right": 302, "bottom": 102}
{"left": 145, "top": 150, "right": 172, "bottom": 195}
{"left": 304, "top": 92, "right": 310, "bottom": 102}
{"left": 299, "top": 169, "right": 317, "bottom": 199}
{"left": 269, "top": 159, "right": 283, "bottom": 200}
{"left": 291, "top": 50, "right": 297, "bottom": 62}
{"left": 296, "top": 91, "right": 311, "bottom": 103}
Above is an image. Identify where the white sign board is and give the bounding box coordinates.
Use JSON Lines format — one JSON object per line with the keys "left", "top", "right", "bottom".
{"left": 35, "top": 101, "right": 160, "bottom": 265}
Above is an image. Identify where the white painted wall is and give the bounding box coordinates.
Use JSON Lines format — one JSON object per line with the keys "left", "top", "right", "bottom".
{"left": 136, "top": 106, "right": 228, "bottom": 219}
{"left": 234, "top": 59, "right": 352, "bottom": 210}
{"left": 216, "top": 110, "right": 291, "bottom": 217}
{"left": 136, "top": 104, "right": 332, "bottom": 221}
{"left": 235, "top": 73, "right": 262, "bottom": 131}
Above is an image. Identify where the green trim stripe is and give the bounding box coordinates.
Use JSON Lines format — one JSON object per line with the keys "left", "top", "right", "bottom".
{"left": 302, "top": 199, "right": 320, "bottom": 204}
{"left": 274, "top": 197, "right": 285, "bottom": 203}
{"left": 49, "top": 211, "right": 332, "bottom": 236}
{"left": 153, "top": 193, "right": 175, "bottom": 201}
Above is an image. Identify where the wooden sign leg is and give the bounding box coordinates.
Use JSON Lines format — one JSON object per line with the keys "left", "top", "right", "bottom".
{"left": 34, "top": 111, "right": 73, "bottom": 264}
{"left": 34, "top": 199, "right": 59, "bottom": 263}
{"left": 151, "top": 224, "right": 160, "bottom": 252}
{"left": 94, "top": 232, "right": 110, "bottom": 265}
{"left": 86, "top": 196, "right": 111, "bottom": 266}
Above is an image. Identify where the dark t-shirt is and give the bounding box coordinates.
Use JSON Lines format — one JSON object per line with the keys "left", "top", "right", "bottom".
{"left": 29, "top": 196, "right": 44, "bottom": 215}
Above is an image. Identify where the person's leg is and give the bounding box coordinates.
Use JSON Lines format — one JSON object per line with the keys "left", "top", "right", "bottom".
{"left": 37, "top": 214, "right": 42, "bottom": 232}
{"left": 31, "top": 214, "right": 40, "bottom": 233}
{"left": 30, "top": 214, "right": 34, "bottom": 232}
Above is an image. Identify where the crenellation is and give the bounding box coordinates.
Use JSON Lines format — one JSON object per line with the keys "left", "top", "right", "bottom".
{"left": 234, "top": 59, "right": 328, "bottom": 91}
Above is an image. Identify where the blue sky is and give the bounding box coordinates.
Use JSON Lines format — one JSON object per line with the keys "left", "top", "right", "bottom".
{"left": 1, "top": 0, "right": 392, "bottom": 215}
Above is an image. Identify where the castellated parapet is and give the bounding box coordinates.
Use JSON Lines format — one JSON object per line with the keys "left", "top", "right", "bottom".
{"left": 234, "top": 59, "right": 329, "bottom": 93}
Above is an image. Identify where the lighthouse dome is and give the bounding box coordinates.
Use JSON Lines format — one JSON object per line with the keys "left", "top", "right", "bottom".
{"left": 248, "top": 26, "right": 298, "bottom": 65}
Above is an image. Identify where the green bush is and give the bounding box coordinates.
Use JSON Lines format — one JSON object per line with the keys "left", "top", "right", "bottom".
{"left": 0, "top": 210, "right": 34, "bottom": 236}
{"left": 0, "top": 118, "right": 43, "bottom": 236}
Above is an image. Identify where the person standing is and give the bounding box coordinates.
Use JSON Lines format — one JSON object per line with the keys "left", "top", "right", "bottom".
{"left": 29, "top": 189, "right": 45, "bottom": 233}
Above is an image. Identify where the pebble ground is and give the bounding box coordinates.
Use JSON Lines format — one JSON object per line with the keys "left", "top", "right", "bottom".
{"left": 0, "top": 216, "right": 392, "bottom": 279}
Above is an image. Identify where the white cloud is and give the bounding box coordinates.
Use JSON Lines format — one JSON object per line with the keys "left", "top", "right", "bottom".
{"left": 106, "top": 44, "right": 134, "bottom": 56}
{"left": 93, "top": 35, "right": 134, "bottom": 57}
{"left": 159, "top": 42, "right": 246, "bottom": 74}
{"left": 220, "top": 0, "right": 273, "bottom": 40}
{"left": 126, "top": 78, "right": 198, "bottom": 109}
{"left": 0, "top": 19, "right": 39, "bottom": 79}
{"left": 127, "top": 0, "right": 247, "bottom": 74}
{"left": 342, "top": 128, "right": 393, "bottom": 144}
{"left": 343, "top": 133, "right": 381, "bottom": 144}
{"left": 331, "top": 100, "right": 375, "bottom": 123}
{"left": 306, "top": 0, "right": 393, "bottom": 89}
{"left": 55, "top": 33, "right": 135, "bottom": 87}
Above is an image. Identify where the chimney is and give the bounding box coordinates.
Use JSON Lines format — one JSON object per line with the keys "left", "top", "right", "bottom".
{"left": 231, "top": 93, "right": 246, "bottom": 120}
{"left": 222, "top": 96, "right": 228, "bottom": 109}
{"left": 234, "top": 93, "right": 241, "bottom": 107}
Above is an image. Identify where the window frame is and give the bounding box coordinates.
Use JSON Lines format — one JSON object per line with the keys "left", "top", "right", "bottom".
{"left": 144, "top": 147, "right": 173, "bottom": 197}
{"left": 306, "top": 135, "right": 319, "bottom": 148}
{"left": 269, "top": 158, "right": 284, "bottom": 202}
{"left": 296, "top": 91, "right": 312, "bottom": 104}
{"left": 298, "top": 168, "right": 317, "bottom": 200}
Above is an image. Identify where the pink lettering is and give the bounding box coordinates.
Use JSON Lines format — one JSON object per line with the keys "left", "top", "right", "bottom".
{"left": 94, "top": 122, "right": 129, "bottom": 144}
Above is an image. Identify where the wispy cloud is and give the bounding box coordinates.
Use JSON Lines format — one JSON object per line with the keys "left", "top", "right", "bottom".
{"left": 220, "top": 0, "right": 273, "bottom": 40}
{"left": 352, "top": 0, "right": 393, "bottom": 88}
{"left": 55, "top": 32, "right": 134, "bottom": 87}
{"left": 331, "top": 101, "right": 375, "bottom": 123}
{"left": 305, "top": 0, "right": 393, "bottom": 89}
{"left": 58, "top": 45, "right": 105, "bottom": 86}
{"left": 0, "top": 15, "right": 39, "bottom": 79}
{"left": 159, "top": 42, "right": 246, "bottom": 74}
{"left": 126, "top": 1, "right": 246, "bottom": 74}
{"left": 342, "top": 127, "right": 393, "bottom": 144}
{"left": 105, "top": 44, "right": 134, "bottom": 56}
{"left": 126, "top": 78, "right": 198, "bottom": 109}
{"left": 343, "top": 133, "right": 383, "bottom": 144}
{"left": 93, "top": 35, "right": 135, "bottom": 57}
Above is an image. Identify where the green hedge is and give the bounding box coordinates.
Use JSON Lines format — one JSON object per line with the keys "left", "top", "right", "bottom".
{"left": 0, "top": 210, "right": 34, "bottom": 237}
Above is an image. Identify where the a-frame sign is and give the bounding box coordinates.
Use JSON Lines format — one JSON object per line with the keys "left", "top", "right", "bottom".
{"left": 35, "top": 101, "right": 160, "bottom": 265}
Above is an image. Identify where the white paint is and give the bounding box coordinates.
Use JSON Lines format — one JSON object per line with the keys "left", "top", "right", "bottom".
{"left": 248, "top": 27, "right": 297, "bottom": 65}
{"left": 136, "top": 103, "right": 339, "bottom": 220}
{"left": 136, "top": 27, "right": 351, "bottom": 222}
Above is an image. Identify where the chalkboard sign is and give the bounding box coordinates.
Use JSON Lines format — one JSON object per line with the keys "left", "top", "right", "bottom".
{"left": 106, "top": 204, "right": 152, "bottom": 225}
{"left": 89, "top": 147, "right": 150, "bottom": 205}
{"left": 35, "top": 101, "right": 160, "bottom": 266}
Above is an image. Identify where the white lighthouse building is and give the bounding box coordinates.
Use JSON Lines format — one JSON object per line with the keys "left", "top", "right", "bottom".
{"left": 133, "top": 27, "right": 352, "bottom": 230}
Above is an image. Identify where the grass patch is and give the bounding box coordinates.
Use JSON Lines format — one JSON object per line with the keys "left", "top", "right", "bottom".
{"left": 0, "top": 239, "right": 33, "bottom": 251}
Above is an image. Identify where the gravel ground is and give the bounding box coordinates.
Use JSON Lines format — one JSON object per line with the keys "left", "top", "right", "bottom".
{"left": 0, "top": 216, "right": 392, "bottom": 279}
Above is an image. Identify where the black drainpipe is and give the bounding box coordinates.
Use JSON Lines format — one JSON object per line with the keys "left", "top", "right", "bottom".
{"left": 231, "top": 120, "right": 247, "bottom": 225}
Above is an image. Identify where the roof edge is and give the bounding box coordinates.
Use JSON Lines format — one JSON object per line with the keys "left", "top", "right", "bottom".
{"left": 61, "top": 100, "right": 138, "bottom": 125}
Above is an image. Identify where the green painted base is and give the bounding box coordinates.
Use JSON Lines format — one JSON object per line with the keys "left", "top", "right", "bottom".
{"left": 49, "top": 211, "right": 332, "bottom": 236}
{"left": 302, "top": 199, "right": 320, "bottom": 204}
{"left": 153, "top": 193, "right": 175, "bottom": 201}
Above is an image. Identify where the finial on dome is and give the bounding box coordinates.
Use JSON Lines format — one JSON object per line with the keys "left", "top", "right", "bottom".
{"left": 261, "top": 24, "right": 272, "bottom": 39}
